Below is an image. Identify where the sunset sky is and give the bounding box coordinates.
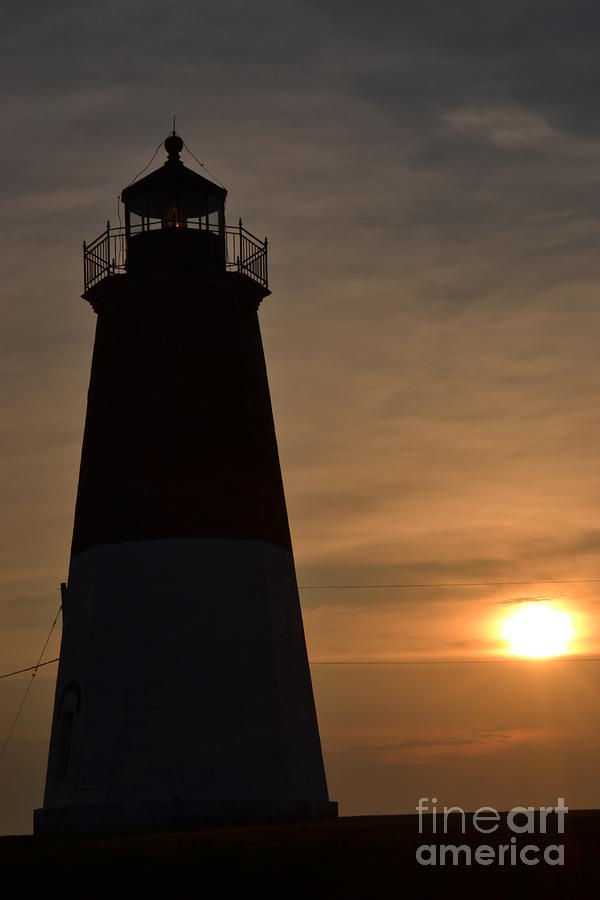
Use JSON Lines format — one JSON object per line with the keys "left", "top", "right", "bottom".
{"left": 2, "top": 1, "right": 600, "bottom": 833}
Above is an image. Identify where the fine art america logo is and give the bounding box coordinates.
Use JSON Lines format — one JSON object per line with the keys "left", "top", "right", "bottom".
{"left": 416, "top": 797, "right": 567, "bottom": 866}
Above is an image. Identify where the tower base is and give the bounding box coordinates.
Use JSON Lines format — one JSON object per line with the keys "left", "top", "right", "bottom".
{"left": 34, "top": 798, "right": 338, "bottom": 835}
{"left": 38, "top": 538, "right": 335, "bottom": 834}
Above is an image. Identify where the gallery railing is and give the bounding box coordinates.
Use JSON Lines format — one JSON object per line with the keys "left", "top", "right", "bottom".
{"left": 83, "top": 219, "right": 268, "bottom": 294}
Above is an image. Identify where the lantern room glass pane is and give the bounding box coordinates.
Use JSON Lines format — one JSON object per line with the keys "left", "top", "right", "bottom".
{"left": 130, "top": 211, "right": 144, "bottom": 233}
{"left": 125, "top": 188, "right": 224, "bottom": 234}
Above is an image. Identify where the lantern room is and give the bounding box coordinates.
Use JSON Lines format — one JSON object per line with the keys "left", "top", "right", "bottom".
{"left": 120, "top": 132, "right": 228, "bottom": 276}
{"left": 82, "top": 133, "right": 269, "bottom": 301}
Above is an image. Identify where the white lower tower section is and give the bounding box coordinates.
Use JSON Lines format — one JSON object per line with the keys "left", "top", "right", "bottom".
{"left": 35, "top": 538, "right": 335, "bottom": 833}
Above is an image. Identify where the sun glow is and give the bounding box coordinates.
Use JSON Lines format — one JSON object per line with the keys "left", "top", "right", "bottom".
{"left": 501, "top": 604, "right": 575, "bottom": 658}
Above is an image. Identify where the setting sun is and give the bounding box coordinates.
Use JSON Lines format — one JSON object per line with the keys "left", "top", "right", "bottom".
{"left": 501, "top": 604, "right": 575, "bottom": 658}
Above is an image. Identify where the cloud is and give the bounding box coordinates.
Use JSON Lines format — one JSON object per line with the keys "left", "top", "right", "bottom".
{"left": 325, "top": 727, "right": 556, "bottom": 759}
{"left": 496, "top": 596, "right": 553, "bottom": 605}
{"left": 442, "top": 107, "right": 555, "bottom": 149}
{"left": 307, "top": 0, "right": 600, "bottom": 140}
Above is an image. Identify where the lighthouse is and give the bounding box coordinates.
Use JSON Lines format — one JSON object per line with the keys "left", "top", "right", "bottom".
{"left": 34, "top": 133, "right": 336, "bottom": 833}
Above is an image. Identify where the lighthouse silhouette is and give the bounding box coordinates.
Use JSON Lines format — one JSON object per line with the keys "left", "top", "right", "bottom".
{"left": 34, "top": 132, "right": 336, "bottom": 834}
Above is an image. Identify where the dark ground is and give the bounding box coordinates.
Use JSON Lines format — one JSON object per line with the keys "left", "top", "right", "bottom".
{"left": 2, "top": 811, "right": 598, "bottom": 899}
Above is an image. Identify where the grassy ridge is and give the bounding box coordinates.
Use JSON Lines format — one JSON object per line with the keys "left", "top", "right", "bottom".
{"left": 2, "top": 812, "right": 599, "bottom": 898}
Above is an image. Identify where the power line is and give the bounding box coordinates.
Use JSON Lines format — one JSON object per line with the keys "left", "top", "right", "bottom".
{"left": 0, "top": 603, "right": 62, "bottom": 765}
{"left": 3, "top": 576, "right": 599, "bottom": 685}
{"left": 181, "top": 139, "right": 226, "bottom": 189}
{"left": 310, "top": 656, "right": 600, "bottom": 665}
{"left": 0, "top": 678, "right": 37, "bottom": 766}
{"left": 3, "top": 653, "right": 598, "bottom": 681}
{"left": 125, "top": 138, "right": 165, "bottom": 188}
{"left": 0, "top": 658, "right": 59, "bottom": 680}
{"left": 298, "top": 579, "right": 600, "bottom": 589}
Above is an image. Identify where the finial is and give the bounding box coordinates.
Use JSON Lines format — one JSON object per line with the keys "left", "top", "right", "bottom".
{"left": 164, "top": 131, "right": 183, "bottom": 161}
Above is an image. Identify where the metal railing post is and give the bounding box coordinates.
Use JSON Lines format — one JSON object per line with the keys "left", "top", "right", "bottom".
{"left": 264, "top": 236, "right": 268, "bottom": 289}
